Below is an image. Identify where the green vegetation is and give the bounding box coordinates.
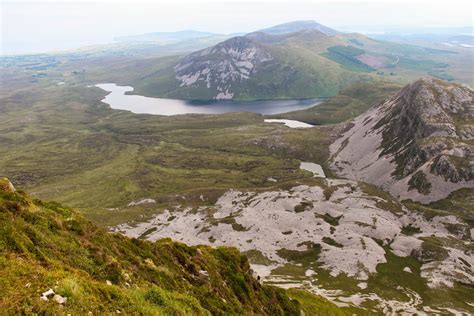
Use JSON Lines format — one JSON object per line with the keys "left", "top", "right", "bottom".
{"left": 276, "top": 243, "right": 321, "bottom": 265}
{"left": 397, "top": 57, "right": 448, "bottom": 71}
{"left": 368, "top": 248, "right": 426, "bottom": 301}
{"left": 408, "top": 171, "right": 432, "bottom": 195}
{"left": 294, "top": 201, "right": 313, "bottom": 213}
{"left": 401, "top": 225, "right": 421, "bottom": 236}
{"left": 426, "top": 188, "right": 474, "bottom": 221}
{"left": 269, "top": 81, "right": 402, "bottom": 124}
{"left": 322, "top": 45, "right": 374, "bottom": 72}
{"left": 0, "top": 79, "right": 337, "bottom": 226}
{"left": 287, "top": 289, "right": 354, "bottom": 316}
{"left": 322, "top": 237, "right": 343, "bottom": 248}
{"left": 0, "top": 181, "right": 306, "bottom": 314}
{"left": 242, "top": 250, "right": 274, "bottom": 265}
{"left": 316, "top": 213, "right": 341, "bottom": 226}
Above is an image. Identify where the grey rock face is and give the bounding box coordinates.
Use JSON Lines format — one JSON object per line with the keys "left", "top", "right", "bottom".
{"left": 430, "top": 155, "right": 472, "bottom": 182}
{"left": 174, "top": 36, "right": 273, "bottom": 99}
{"left": 330, "top": 78, "right": 474, "bottom": 203}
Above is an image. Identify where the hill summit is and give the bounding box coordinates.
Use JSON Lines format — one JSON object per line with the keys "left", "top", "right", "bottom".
{"left": 257, "top": 20, "right": 338, "bottom": 35}
{"left": 331, "top": 78, "right": 474, "bottom": 202}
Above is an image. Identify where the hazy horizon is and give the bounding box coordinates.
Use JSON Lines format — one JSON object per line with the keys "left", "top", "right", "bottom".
{"left": 1, "top": 0, "right": 473, "bottom": 55}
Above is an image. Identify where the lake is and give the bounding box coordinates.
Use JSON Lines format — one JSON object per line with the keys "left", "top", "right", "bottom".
{"left": 264, "top": 119, "right": 314, "bottom": 128}
{"left": 95, "top": 83, "right": 323, "bottom": 116}
{"left": 300, "top": 162, "right": 326, "bottom": 178}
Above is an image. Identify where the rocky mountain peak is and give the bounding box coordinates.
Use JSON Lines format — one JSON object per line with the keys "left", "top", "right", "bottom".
{"left": 376, "top": 78, "right": 473, "bottom": 151}
{"left": 209, "top": 36, "right": 259, "bottom": 54}
{"left": 386, "top": 78, "right": 473, "bottom": 137}
{"left": 174, "top": 36, "right": 272, "bottom": 99}
{"left": 330, "top": 78, "right": 473, "bottom": 203}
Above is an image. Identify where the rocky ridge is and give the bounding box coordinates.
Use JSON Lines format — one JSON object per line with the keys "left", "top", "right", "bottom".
{"left": 330, "top": 78, "right": 474, "bottom": 202}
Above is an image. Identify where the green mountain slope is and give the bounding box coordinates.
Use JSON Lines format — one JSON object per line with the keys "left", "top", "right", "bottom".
{"left": 0, "top": 177, "right": 348, "bottom": 314}
{"left": 118, "top": 26, "right": 465, "bottom": 101}
{"left": 126, "top": 32, "right": 374, "bottom": 100}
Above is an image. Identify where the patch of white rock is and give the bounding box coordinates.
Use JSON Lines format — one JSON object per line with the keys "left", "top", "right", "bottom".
{"left": 114, "top": 179, "right": 471, "bottom": 289}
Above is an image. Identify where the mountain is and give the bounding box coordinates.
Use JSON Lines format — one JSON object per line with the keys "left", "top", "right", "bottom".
{"left": 127, "top": 30, "right": 374, "bottom": 100}
{"left": 330, "top": 78, "right": 474, "bottom": 202}
{"left": 0, "top": 177, "right": 350, "bottom": 314}
{"left": 115, "top": 174, "right": 473, "bottom": 314}
{"left": 174, "top": 36, "right": 274, "bottom": 99}
{"left": 257, "top": 20, "right": 339, "bottom": 36}
{"left": 117, "top": 20, "right": 467, "bottom": 100}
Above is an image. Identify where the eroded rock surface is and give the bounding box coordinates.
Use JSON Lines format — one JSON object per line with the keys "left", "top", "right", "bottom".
{"left": 330, "top": 78, "right": 474, "bottom": 203}
{"left": 114, "top": 179, "right": 472, "bottom": 313}
{"left": 175, "top": 36, "right": 273, "bottom": 99}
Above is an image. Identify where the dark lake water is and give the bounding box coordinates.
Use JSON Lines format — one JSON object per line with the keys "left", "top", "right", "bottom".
{"left": 95, "top": 83, "right": 324, "bottom": 116}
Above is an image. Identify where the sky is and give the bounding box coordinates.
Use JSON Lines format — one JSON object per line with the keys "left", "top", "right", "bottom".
{"left": 1, "top": 0, "right": 473, "bottom": 55}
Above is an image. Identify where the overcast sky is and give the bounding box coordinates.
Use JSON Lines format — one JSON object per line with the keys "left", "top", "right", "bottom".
{"left": 1, "top": 0, "right": 473, "bottom": 55}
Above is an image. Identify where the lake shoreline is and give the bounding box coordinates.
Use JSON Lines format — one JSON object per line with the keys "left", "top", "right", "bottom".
{"left": 95, "top": 83, "right": 324, "bottom": 116}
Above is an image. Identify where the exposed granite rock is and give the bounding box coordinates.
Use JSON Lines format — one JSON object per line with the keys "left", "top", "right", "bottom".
{"left": 375, "top": 78, "right": 473, "bottom": 178}
{"left": 430, "top": 155, "right": 472, "bottom": 182}
{"left": 330, "top": 78, "right": 474, "bottom": 203}
{"left": 175, "top": 36, "right": 273, "bottom": 99}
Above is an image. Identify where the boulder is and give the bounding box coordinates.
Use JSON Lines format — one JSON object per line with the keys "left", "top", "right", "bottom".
{"left": 0, "top": 178, "right": 15, "bottom": 193}
{"left": 53, "top": 294, "right": 67, "bottom": 305}
{"left": 40, "top": 288, "right": 55, "bottom": 301}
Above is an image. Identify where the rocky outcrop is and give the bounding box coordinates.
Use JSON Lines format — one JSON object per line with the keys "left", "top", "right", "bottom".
{"left": 430, "top": 155, "right": 472, "bottom": 182}
{"left": 115, "top": 180, "right": 473, "bottom": 313}
{"left": 0, "top": 177, "right": 15, "bottom": 193}
{"left": 174, "top": 37, "right": 273, "bottom": 99}
{"left": 330, "top": 78, "right": 474, "bottom": 203}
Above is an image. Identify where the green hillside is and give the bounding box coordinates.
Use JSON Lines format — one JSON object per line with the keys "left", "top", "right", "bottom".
{"left": 0, "top": 178, "right": 349, "bottom": 314}
{"left": 268, "top": 81, "right": 403, "bottom": 124}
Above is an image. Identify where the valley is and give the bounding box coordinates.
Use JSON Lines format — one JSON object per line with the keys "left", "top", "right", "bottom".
{"left": 1, "top": 18, "right": 473, "bottom": 315}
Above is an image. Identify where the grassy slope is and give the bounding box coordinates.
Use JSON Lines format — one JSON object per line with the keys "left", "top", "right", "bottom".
{"left": 0, "top": 179, "right": 351, "bottom": 314}
{"left": 268, "top": 81, "right": 402, "bottom": 125}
